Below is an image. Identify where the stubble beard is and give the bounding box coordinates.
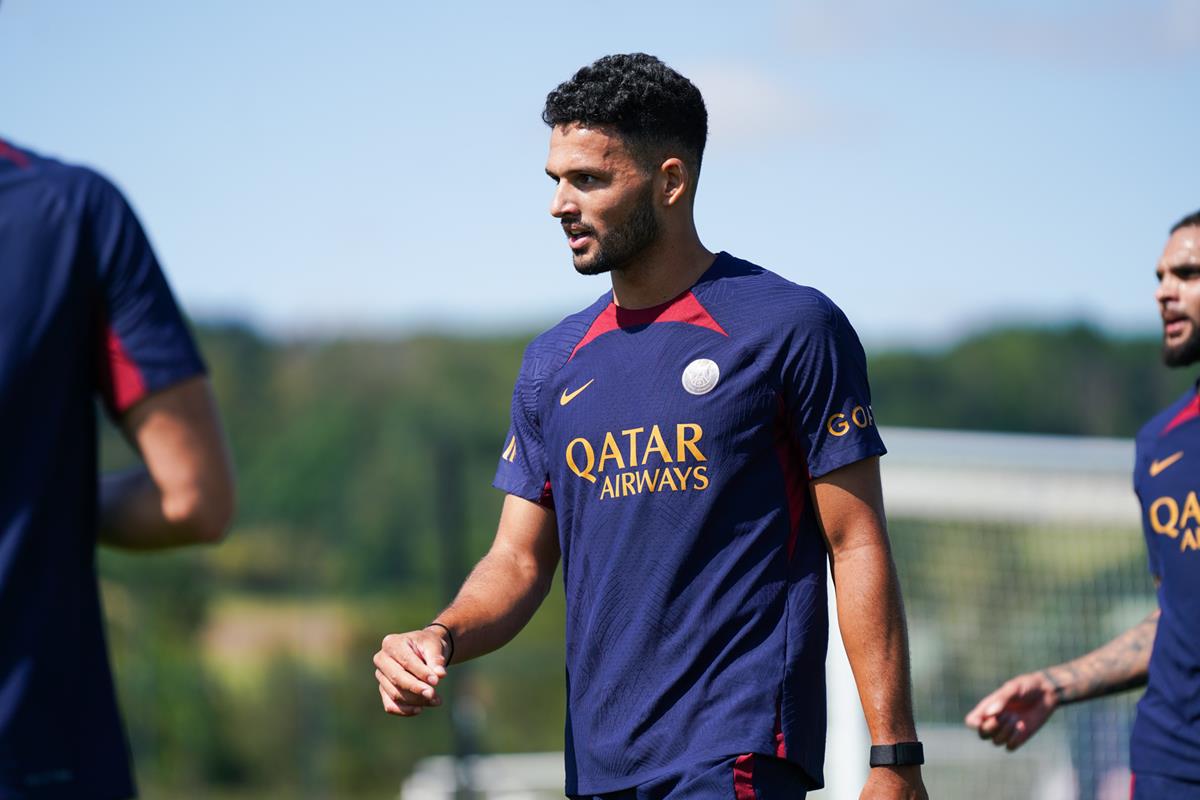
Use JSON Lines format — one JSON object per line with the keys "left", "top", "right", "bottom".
{"left": 572, "top": 189, "right": 660, "bottom": 277}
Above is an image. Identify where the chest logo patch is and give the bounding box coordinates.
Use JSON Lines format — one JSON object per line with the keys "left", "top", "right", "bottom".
{"left": 682, "top": 359, "right": 720, "bottom": 396}
{"left": 1150, "top": 451, "right": 1184, "bottom": 477}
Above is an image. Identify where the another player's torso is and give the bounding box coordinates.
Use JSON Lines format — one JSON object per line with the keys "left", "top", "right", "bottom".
{"left": 1132, "top": 386, "right": 1200, "bottom": 779}
{"left": 1138, "top": 391, "right": 1200, "bottom": 586}
{"left": 520, "top": 255, "right": 860, "bottom": 792}
{"left": 0, "top": 141, "right": 134, "bottom": 798}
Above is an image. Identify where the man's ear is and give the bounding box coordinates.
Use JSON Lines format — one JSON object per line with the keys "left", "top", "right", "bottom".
{"left": 658, "top": 157, "right": 690, "bottom": 207}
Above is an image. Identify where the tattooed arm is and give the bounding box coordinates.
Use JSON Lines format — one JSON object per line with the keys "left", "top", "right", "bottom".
{"left": 1038, "top": 610, "right": 1159, "bottom": 704}
{"left": 964, "top": 608, "right": 1159, "bottom": 750}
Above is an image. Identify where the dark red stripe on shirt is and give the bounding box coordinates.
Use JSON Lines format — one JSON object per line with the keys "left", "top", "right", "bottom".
{"left": 101, "top": 326, "right": 148, "bottom": 413}
{"left": 569, "top": 290, "right": 728, "bottom": 360}
{"left": 774, "top": 704, "right": 788, "bottom": 759}
{"left": 1163, "top": 393, "right": 1200, "bottom": 436}
{"left": 0, "top": 139, "right": 30, "bottom": 169}
{"left": 773, "top": 395, "right": 809, "bottom": 563}
{"left": 733, "top": 753, "right": 757, "bottom": 800}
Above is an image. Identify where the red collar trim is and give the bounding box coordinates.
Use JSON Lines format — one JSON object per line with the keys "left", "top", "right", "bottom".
{"left": 569, "top": 290, "right": 728, "bottom": 361}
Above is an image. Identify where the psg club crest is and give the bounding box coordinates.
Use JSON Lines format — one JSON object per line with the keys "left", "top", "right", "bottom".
{"left": 682, "top": 358, "right": 720, "bottom": 396}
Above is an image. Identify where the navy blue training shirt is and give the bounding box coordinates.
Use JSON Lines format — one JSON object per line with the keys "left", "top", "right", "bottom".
{"left": 0, "top": 139, "right": 205, "bottom": 798}
{"left": 493, "top": 253, "right": 885, "bottom": 794}
{"left": 1132, "top": 384, "right": 1200, "bottom": 782}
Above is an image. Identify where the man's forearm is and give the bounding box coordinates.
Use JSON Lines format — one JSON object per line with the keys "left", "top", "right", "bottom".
{"left": 1042, "top": 611, "right": 1158, "bottom": 704}
{"left": 832, "top": 541, "right": 918, "bottom": 743}
{"left": 99, "top": 467, "right": 226, "bottom": 549}
{"left": 434, "top": 542, "right": 556, "bottom": 664}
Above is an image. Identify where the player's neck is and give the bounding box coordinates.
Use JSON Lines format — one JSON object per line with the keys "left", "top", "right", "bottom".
{"left": 609, "top": 231, "right": 714, "bottom": 310}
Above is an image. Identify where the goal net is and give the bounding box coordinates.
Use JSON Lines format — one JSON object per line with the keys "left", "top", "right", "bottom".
{"left": 401, "top": 426, "right": 1154, "bottom": 800}
{"left": 822, "top": 426, "right": 1154, "bottom": 800}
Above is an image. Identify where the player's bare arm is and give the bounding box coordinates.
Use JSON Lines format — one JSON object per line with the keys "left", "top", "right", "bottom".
{"left": 375, "top": 494, "right": 559, "bottom": 717}
{"left": 1043, "top": 608, "right": 1158, "bottom": 703}
{"left": 965, "top": 604, "right": 1159, "bottom": 751}
{"left": 811, "top": 456, "right": 928, "bottom": 800}
{"left": 100, "top": 376, "right": 236, "bottom": 549}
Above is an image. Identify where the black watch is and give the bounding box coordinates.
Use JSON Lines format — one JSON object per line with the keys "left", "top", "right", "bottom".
{"left": 869, "top": 742, "right": 924, "bottom": 767}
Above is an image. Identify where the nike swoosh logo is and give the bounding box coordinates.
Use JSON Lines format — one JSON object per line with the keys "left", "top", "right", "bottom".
{"left": 1150, "top": 451, "right": 1184, "bottom": 477}
{"left": 560, "top": 379, "right": 594, "bottom": 406}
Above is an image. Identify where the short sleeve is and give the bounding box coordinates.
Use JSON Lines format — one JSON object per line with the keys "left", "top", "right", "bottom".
{"left": 781, "top": 294, "right": 886, "bottom": 478}
{"left": 88, "top": 174, "right": 205, "bottom": 417}
{"left": 493, "top": 348, "right": 552, "bottom": 506}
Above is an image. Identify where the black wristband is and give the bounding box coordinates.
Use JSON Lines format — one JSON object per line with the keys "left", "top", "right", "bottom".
{"left": 425, "top": 622, "right": 455, "bottom": 666}
{"left": 1040, "top": 668, "right": 1069, "bottom": 704}
{"left": 869, "top": 742, "right": 924, "bottom": 767}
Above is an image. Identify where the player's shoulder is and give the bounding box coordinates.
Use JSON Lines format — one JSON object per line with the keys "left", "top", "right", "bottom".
{"left": 697, "top": 251, "right": 846, "bottom": 336}
{"left": 1137, "top": 386, "right": 1200, "bottom": 444}
{"left": 520, "top": 291, "right": 612, "bottom": 381}
{"left": 0, "top": 137, "right": 126, "bottom": 208}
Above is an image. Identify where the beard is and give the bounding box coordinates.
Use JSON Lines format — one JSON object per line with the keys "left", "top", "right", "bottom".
{"left": 1163, "top": 321, "right": 1200, "bottom": 367}
{"left": 572, "top": 188, "right": 660, "bottom": 276}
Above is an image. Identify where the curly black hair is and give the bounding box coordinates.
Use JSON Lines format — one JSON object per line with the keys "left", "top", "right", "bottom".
{"left": 1171, "top": 210, "right": 1200, "bottom": 234}
{"left": 543, "top": 53, "right": 708, "bottom": 174}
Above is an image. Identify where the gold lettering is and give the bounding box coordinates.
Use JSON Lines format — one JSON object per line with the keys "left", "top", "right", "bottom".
{"left": 692, "top": 466, "right": 709, "bottom": 490}
{"left": 600, "top": 475, "right": 615, "bottom": 499}
{"left": 852, "top": 406, "right": 869, "bottom": 429}
{"left": 566, "top": 438, "right": 597, "bottom": 483}
{"left": 676, "top": 423, "right": 706, "bottom": 462}
{"left": 642, "top": 425, "right": 673, "bottom": 464}
{"left": 636, "top": 469, "right": 659, "bottom": 493}
{"left": 658, "top": 467, "right": 679, "bottom": 491}
{"left": 1150, "top": 496, "right": 1180, "bottom": 538}
{"left": 827, "top": 413, "right": 849, "bottom": 437}
{"left": 620, "top": 472, "right": 636, "bottom": 497}
{"left": 1182, "top": 491, "right": 1200, "bottom": 528}
{"left": 672, "top": 466, "right": 693, "bottom": 487}
{"left": 622, "top": 427, "right": 644, "bottom": 467}
{"left": 598, "top": 431, "right": 626, "bottom": 472}
{"left": 1182, "top": 528, "right": 1200, "bottom": 552}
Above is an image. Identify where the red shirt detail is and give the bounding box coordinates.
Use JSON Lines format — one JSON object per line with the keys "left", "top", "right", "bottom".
{"left": 1163, "top": 393, "right": 1200, "bottom": 436}
{"left": 0, "top": 139, "right": 30, "bottom": 169}
{"left": 733, "top": 754, "right": 757, "bottom": 800}
{"left": 569, "top": 290, "right": 728, "bottom": 361}
{"left": 100, "top": 326, "right": 148, "bottom": 414}
{"left": 773, "top": 395, "right": 810, "bottom": 563}
{"left": 774, "top": 706, "right": 788, "bottom": 759}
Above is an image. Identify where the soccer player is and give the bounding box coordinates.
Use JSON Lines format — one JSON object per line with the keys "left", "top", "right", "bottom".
{"left": 375, "top": 54, "right": 927, "bottom": 800}
{"left": 966, "top": 211, "right": 1200, "bottom": 799}
{"left": 0, "top": 138, "right": 236, "bottom": 798}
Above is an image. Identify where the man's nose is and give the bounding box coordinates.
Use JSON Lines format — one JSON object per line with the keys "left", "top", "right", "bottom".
{"left": 550, "top": 181, "right": 579, "bottom": 219}
{"left": 1156, "top": 274, "right": 1177, "bottom": 304}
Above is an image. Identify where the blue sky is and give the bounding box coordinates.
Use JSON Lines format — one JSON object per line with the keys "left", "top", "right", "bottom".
{"left": 2, "top": 1, "right": 1197, "bottom": 344}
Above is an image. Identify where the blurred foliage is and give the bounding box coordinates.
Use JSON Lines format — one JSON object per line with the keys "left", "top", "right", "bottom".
{"left": 95, "top": 320, "right": 1189, "bottom": 797}
{"left": 870, "top": 322, "right": 1193, "bottom": 436}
